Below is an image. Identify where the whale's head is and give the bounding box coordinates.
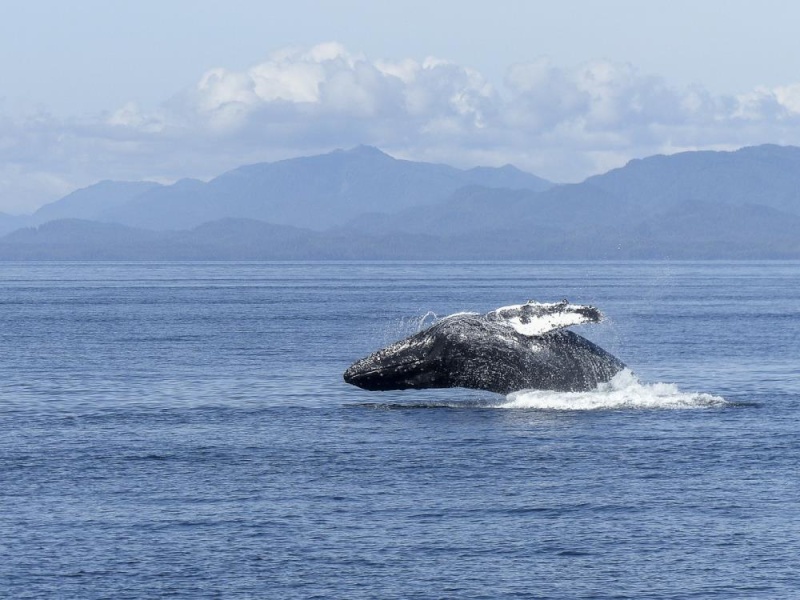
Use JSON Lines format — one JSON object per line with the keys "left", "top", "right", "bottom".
{"left": 343, "top": 315, "right": 529, "bottom": 392}
{"left": 343, "top": 326, "right": 448, "bottom": 391}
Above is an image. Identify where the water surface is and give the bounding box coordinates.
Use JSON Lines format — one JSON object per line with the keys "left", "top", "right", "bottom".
{"left": 1, "top": 262, "right": 798, "bottom": 598}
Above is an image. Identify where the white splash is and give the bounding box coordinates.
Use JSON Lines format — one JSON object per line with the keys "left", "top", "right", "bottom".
{"left": 501, "top": 369, "right": 726, "bottom": 410}
{"left": 487, "top": 300, "right": 601, "bottom": 337}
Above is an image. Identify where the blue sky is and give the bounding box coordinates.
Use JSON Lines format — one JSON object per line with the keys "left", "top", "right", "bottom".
{"left": 2, "top": 0, "right": 800, "bottom": 213}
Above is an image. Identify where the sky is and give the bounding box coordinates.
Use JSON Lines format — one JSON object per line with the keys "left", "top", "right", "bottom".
{"left": 2, "top": 0, "right": 800, "bottom": 213}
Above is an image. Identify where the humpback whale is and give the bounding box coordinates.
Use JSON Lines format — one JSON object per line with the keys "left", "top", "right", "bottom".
{"left": 344, "top": 300, "right": 625, "bottom": 394}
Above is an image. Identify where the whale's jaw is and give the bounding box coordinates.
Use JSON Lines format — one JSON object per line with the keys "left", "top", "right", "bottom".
{"left": 343, "top": 334, "right": 445, "bottom": 391}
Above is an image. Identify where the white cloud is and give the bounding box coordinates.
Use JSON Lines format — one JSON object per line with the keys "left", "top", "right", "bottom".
{"left": 174, "top": 44, "right": 496, "bottom": 133}
{"left": 733, "top": 84, "right": 800, "bottom": 120}
{"left": 3, "top": 42, "right": 800, "bottom": 214}
{"left": 774, "top": 84, "right": 800, "bottom": 114}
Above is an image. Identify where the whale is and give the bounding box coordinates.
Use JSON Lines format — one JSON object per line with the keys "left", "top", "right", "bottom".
{"left": 343, "top": 300, "right": 625, "bottom": 395}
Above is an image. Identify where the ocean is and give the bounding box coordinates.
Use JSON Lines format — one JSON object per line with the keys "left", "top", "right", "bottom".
{"left": 1, "top": 261, "right": 798, "bottom": 599}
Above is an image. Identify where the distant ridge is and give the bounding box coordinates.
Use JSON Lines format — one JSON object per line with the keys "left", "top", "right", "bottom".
{"left": 32, "top": 180, "right": 163, "bottom": 224}
{"left": 338, "top": 144, "right": 800, "bottom": 258}
{"left": 586, "top": 144, "right": 800, "bottom": 216}
{"left": 2, "top": 144, "right": 800, "bottom": 259}
{"left": 20, "top": 146, "right": 552, "bottom": 233}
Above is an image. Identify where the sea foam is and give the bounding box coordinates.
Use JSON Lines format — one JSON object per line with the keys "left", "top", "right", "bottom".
{"left": 500, "top": 369, "right": 726, "bottom": 411}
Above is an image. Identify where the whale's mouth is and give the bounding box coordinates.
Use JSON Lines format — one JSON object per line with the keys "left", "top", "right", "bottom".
{"left": 343, "top": 357, "right": 429, "bottom": 391}
{"left": 344, "top": 335, "right": 440, "bottom": 391}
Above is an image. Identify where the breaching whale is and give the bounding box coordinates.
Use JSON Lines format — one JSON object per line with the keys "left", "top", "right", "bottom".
{"left": 343, "top": 300, "right": 625, "bottom": 395}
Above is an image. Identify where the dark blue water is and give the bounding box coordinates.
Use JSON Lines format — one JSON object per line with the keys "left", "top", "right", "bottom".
{"left": 1, "top": 262, "right": 798, "bottom": 599}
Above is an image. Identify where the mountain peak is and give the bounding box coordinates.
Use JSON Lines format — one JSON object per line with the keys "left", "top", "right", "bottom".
{"left": 170, "top": 178, "right": 205, "bottom": 189}
{"left": 341, "top": 145, "right": 391, "bottom": 158}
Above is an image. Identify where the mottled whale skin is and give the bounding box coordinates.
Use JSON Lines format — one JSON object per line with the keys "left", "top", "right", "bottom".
{"left": 343, "top": 301, "right": 625, "bottom": 395}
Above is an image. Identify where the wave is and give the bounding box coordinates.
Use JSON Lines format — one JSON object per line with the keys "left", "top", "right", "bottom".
{"left": 348, "top": 370, "right": 727, "bottom": 411}
{"left": 500, "top": 369, "right": 726, "bottom": 411}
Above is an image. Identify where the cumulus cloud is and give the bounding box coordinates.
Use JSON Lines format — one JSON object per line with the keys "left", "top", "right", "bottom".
{"left": 3, "top": 42, "right": 800, "bottom": 213}
{"left": 170, "top": 43, "right": 496, "bottom": 136}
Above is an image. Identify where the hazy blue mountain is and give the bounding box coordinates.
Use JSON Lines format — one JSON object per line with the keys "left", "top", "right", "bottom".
{"left": 99, "top": 178, "right": 206, "bottom": 228}
{"left": 340, "top": 143, "right": 800, "bottom": 257}
{"left": 3, "top": 144, "right": 800, "bottom": 260}
{"left": 586, "top": 144, "right": 800, "bottom": 216}
{"left": 97, "top": 145, "right": 552, "bottom": 231}
{"left": 0, "top": 218, "right": 438, "bottom": 260}
{"left": 0, "top": 180, "right": 163, "bottom": 236}
{"left": 32, "top": 180, "right": 163, "bottom": 223}
{"left": 343, "top": 183, "right": 624, "bottom": 236}
{"left": 617, "top": 200, "right": 800, "bottom": 258}
{"left": 0, "top": 220, "right": 168, "bottom": 260}
{"left": 460, "top": 164, "right": 552, "bottom": 190}
{"left": 3, "top": 202, "right": 800, "bottom": 260}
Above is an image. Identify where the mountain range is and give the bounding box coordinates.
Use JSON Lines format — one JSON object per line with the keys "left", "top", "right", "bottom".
{"left": 0, "top": 145, "right": 550, "bottom": 236}
{"left": 1, "top": 144, "right": 799, "bottom": 259}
